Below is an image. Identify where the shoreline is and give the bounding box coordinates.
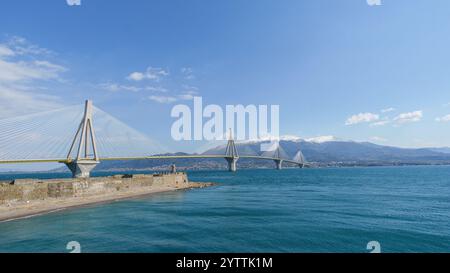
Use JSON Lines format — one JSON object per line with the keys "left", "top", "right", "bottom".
{"left": 0, "top": 181, "right": 214, "bottom": 223}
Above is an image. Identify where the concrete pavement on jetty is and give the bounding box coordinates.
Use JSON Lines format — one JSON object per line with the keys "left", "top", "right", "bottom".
{"left": 0, "top": 173, "right": 213, "bottom": 222}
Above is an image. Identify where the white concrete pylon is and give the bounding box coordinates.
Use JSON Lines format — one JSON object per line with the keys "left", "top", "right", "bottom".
{"left": 225, "top": 128, "right": 239, "bottom": 172}
{"left": 225, "top": 128, "right": 239, "bottom": 158}
{"left": 67, "top": 100, "right": 99, "bottom": 161}
{"left": 65, "top": 100, "right": 99, "bottom": 178}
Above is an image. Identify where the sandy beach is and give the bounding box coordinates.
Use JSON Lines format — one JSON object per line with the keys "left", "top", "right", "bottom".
{"left": 0, "top": 181, "right": 213, "bottom": 223}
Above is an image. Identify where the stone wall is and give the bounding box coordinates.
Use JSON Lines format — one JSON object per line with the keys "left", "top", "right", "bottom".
{"left": 0, "top": 173, "right": 188, "bottom": 204}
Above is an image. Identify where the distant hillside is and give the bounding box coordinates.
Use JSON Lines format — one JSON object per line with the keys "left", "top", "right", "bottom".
{"left": 93, "top": 139, "right": 450, "bottom": 171}
{"left": 285, "top": 140, "right": 450, "bottom": 163}
{"left": 204, "top": 139, "right": 450, "bottom": 165}
{"left": 428, "top": 147, "right": 450, "bottom": 154}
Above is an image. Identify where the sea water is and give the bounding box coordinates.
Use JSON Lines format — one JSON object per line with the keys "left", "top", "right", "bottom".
{"left": 0, "top": 166, "right": 449, "bottom": 253}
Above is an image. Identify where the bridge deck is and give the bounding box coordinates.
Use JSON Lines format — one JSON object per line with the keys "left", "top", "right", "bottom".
{"left": 0, "top": 155, "right": 303, "bottom": 165}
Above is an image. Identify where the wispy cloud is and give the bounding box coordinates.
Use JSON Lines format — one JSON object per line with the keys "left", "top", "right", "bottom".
{"left": 0, "top": 57, "right": 66, "bottom": 82}
{"left": 381, "top": 107, "right": 395, "bottom": 113}
{"left": 127, "top": 66, "right": 169, "bottom": 82}
{"left": 181, "top": 67, "right": 195, "bottom": 80}
{"left": 370, "top": 136, "right": 387, "bottom": 142}
{"left": 345, "top": 112, "right": 379, "bottom": 125}
{"left": 178, "top": 85, "right": 199, "bottom": 100}
{"left": 0, "top": 45, "right": 14, "bottom": 57}
{"left": 99, "top": 82, "right": 172, "bottom": 93}
{"left": 99, "top": 82, "right": 141, "bottom": 92}
{"left": 436, "top": 114, "right": 450, "bottom": 122}
{"left": 104, "top": 66, "right": 199, "bottom": 103}
{"left": 148, "top": 92, "right": 198, "bottom": 104}
{"left": 127, "top": 72, "right": 145, "bottom": 81}
{"left": 393, "top": 110, "right": 423, "bottom": 124}
{"left": 177, "top": 93, "right": 196, "bottom": 100}
{"left": 145, "top": 86, "right": 168, "bottom": 93}
{"left": 0, "top": 36, "right": 66, "bottom": 83}
{"left": 6, "top": 36, "right": 54, "bottom": 56}
{"left": 182, "top": 84, "right": 199, "bottom": 92}
{"left": 0, "top": 36, "right": 66, "bottom": 118}
{"left": 305, "top": 135, "right": 337, "bottom": 143}
{"left": 0, "top": 84, "right": 62, "bottom": 118}
{"left": 370, "top": 119, "right": 390, "bottom": 127}
{"left": 148, "top": 95, "right": 178, "bottom": 104}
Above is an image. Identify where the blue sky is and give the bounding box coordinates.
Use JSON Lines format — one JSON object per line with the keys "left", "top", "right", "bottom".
{"left": 1, "top": 0, "right": 450, "bottom": 153}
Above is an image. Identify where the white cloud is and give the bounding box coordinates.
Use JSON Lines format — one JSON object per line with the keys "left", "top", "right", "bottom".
{"left": 279, "top": 135, "right": 302, "bottom": 142}
{"left": 127, "top": 67, "right": 169, "bottom": 82}
{"left": 181, "top": 67, "right": 195, "bottom": 80}
{"left": 0, "top": 45, "right": 15, "bottom": 57}
{"left": 345, "top": 112, "right": 379, "bottom": 125}
{"left": 99, "top": 82, "right": 141, "bottom": 92}
{"left": 0, "top": 36, "right": 66, "bottom": 118}
{"left": 127, "top": 72, "right": 145, "bottom": 81}
{"left": 393, "top": 110, "right": 423, "bottom": 124}
{"left": 6, "top": 36, "right": 53, "bottom": 56}
{"left": 148, "top": 92, "right": 197, "bottom": 104}
{"left": 145, "top": 86, "right": 168, "bottom": 93}
{"left": 305, "top": 135, "right": 337, "bottom": 143}
{"left": 177, "top": 93, "right": 195, "bottom": 100}
{"left": 109, "top": 65, "right": 199, "bottom": 103}
{"left": 0, "top": 59, "right": 66, "bottom": 82}
{"left": 99, "top": 83, "right": 171, "bottom": 93}
{"left": 370, "top": 136, "right": 387, "bottom": 142}
{"left": 370, "top": 119, "right": 390, "bottom": 127}
{"left": 34, "top": 60, "right": 65, "bottom": 71}
{"left": 436, "top": 114, "right": 450, "bottom": 122}
{"left": 147, "top": 85, "right": 200, "bottom": 103}
{"left": 0, "top": 38, "right": 66, "bottom": 83}
{"left": 148, "top": 95, "right": 178, "bottom": 104}
{"left": 0, "top": 84, "right": 62, "bottom": 118}
{"left": 182, "top": 84, "right": 199, "bottom": 92}
{"left": 381, "top": 107, "right": 395, "bottom": 113}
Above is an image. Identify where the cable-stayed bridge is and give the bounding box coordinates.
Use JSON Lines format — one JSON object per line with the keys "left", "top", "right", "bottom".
{"left": 0, "top": 100, "right": 306, "bottom": 178}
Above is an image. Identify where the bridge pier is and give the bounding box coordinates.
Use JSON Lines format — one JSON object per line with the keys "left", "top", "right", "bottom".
{"left": 274, "top": 159, "right": 283, "bottom": 170}
{"left": 65, "top": 160, "right": 99, "bottom": 178}
{"left": 226, "top": 157, "right": 238, "bottom": 172}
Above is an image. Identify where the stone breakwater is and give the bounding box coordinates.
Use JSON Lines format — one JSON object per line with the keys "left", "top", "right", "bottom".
{"left": 0, "top": 173, "right": 214, "bottom": 222}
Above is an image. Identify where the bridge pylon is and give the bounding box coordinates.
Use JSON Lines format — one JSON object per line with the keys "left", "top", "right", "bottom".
{"left": 273, "top": 145, "right": 283, "bottom": 170}
{"left": 293, "top": 150, "right": 306, "bottom": 168}
{"left": 65, "top": 100, "right": 99, "bottom": 178}
{"left": 274, "top": 159, "right": 283, "bottom": 170}
{"left": 225, "top": 129, "right": 239, "bottom": 172}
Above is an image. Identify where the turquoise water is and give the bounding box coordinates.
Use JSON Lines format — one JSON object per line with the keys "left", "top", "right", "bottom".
{"left": 0, "top": 166, "right": 449, "bottom": 253}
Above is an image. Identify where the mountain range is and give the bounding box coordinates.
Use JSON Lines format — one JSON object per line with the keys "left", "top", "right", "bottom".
{"left": 93, "top": 137, "right": 450, "bottom": 171}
